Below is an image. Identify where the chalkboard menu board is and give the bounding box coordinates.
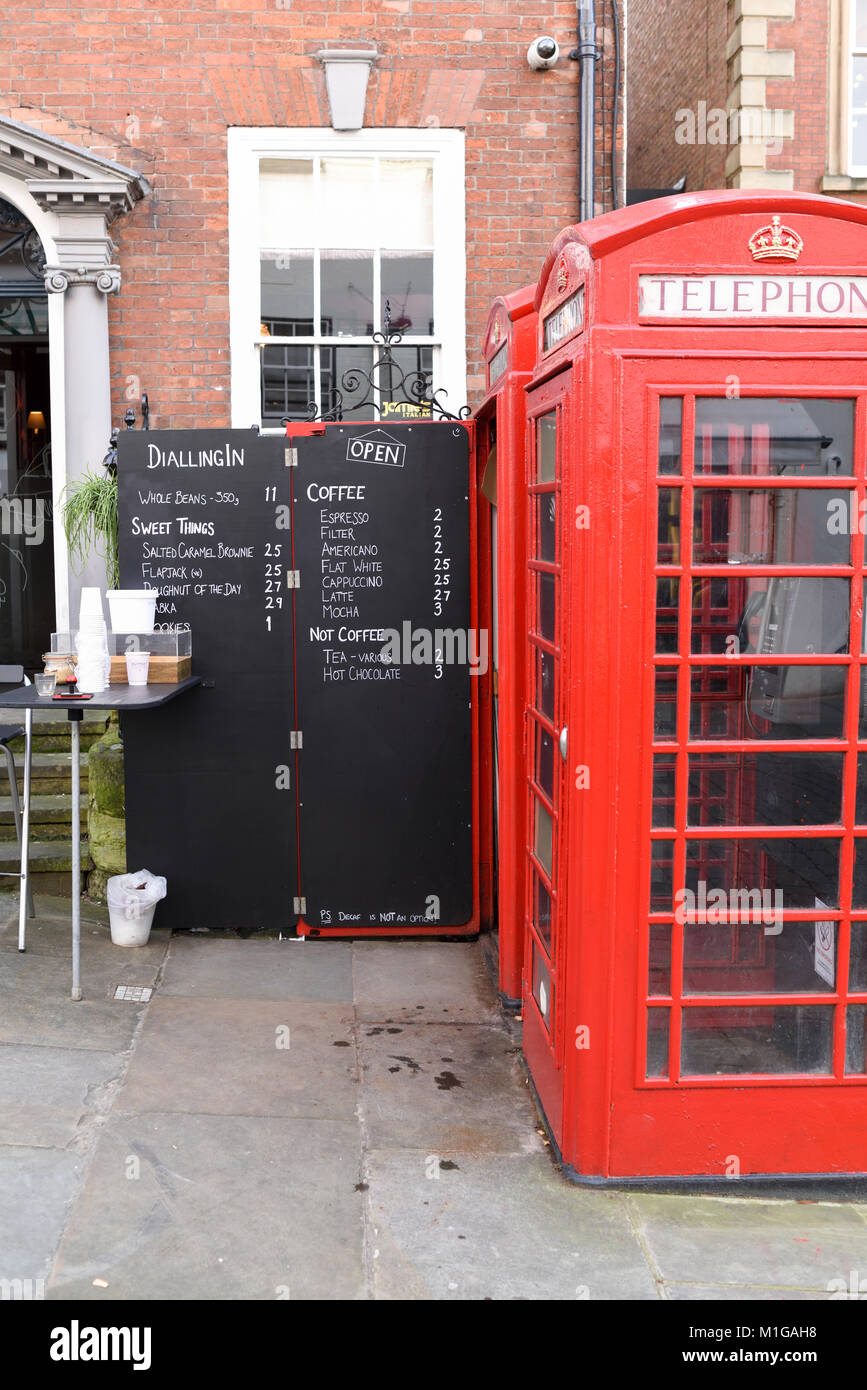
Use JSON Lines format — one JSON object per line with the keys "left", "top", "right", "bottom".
{"left": 290, "top": 422, "right": 474, "bottom": 930}
{"left": 117, "top": 430, "right": 297, "bottom": 930}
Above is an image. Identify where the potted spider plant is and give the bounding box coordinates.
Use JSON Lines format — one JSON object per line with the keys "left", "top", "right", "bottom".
{"left": 60, "top": 465, "right": 119, "bottom": 591}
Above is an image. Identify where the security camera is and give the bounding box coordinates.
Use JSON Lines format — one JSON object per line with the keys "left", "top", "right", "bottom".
{"left": 527, "top": 36, "right": 560, "bottom": 70}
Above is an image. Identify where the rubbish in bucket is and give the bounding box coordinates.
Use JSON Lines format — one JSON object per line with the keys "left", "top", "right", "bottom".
{"left": 107, "top": 870, "right": 167, "bottom": 947}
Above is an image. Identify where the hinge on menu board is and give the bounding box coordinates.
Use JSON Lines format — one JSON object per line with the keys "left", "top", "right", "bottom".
{"left": 290, "top": 730, "right": 303, "bottom": 749}
{"left": 286, "top": 570, "right": 300, "bottom": 589}
{"left": 293, "top": 896, "right": 307, "bottom": 914}
{"left": 285, "top": 447, "right": 298, "bottom": 467}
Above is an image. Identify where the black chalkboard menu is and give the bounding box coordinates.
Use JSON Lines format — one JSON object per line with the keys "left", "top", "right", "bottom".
{"left": 290, "top": 422, "right": 474, "bottom": 931}
{"left": 117, "top": 430, "right": 297, "bottom": 929}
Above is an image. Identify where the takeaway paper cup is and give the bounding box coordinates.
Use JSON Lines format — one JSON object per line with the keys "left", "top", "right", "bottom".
{"left": 125, "top": 651, "right": 150, "bottom": 686}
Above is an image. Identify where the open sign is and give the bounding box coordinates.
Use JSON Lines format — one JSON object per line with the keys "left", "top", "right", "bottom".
{"left": 345, "top": 429, "right": 406, "bottom": 468}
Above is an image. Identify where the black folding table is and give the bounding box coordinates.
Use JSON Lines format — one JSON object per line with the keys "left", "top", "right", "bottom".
{"left": 1, "top": 679, "right": 199, "bottom": 999}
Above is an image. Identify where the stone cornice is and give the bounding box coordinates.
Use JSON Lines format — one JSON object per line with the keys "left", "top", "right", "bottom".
{"left": 0, "top": 116, "right": 148, "bottom": 222}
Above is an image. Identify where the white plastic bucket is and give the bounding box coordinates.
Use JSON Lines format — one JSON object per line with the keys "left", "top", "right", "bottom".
{"left": 107, "top": 590, "right": 157, "bottom": 634}
{"left": 107, "top": 870, "right": 167, "bottom": 947}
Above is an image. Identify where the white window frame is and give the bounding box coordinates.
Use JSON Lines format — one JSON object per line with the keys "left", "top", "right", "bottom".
{"left": 228, "top": 127, "right": 466, "bottom": 431}
{"left": 850, "top": 0, "right": 867, "bottom": 174}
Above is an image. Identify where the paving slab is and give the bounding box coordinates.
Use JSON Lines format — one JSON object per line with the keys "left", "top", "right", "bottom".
{"left": 629, "top": 1193, "right": 867, "bottom": 1291}
{"left": 359, "top": 1021, "right": 539, "bottom": 1154}
{"left": 0, "top": 1043, "right": 124, "bottom": 1148}
{"left": 48, "top": 1112, "right": 365, "bottom": 1301}
{"left": 0, "top": 1146, "right": 85, "bottom": 1280}
{"left": 366, "top": 1148, "right": 658, "bottom": 1300}
{"left": 353, "top": 940, "right": 501, "bottom": 1022}
{"left": 0, "top": 952, "right": 156, "bottom": 1051}
{"left": 159, "top": 935, "right": 353, "bottom": 1002}
{"left": 115, "top": 996, "right": 358, "bottom": 1119}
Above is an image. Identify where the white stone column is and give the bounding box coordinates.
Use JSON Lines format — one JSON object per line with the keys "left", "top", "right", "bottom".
{"left": 44, "top": 263, "right": 120, "bottom": 629}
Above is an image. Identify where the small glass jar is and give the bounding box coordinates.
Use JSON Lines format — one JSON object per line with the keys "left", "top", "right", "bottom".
{"left": 42, "top": 651, "right": 77, "bottom": 685}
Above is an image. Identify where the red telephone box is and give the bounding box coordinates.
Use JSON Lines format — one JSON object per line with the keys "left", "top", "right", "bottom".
{"left": 515, "top": 190, "right": 867, "bottom": 1178}
{"left": 475, "top": 285, "right": 538, "bottom": 1002}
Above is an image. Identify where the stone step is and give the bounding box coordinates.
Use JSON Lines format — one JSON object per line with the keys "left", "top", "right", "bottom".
{"left": 3, "top": 754, "right": 90, "bottom": 798}
{"left": 0, "top": 793, "right": 90, "bottom": 840}
{"left": 0, "top": 710, "right": 109, "bottom": 754}
{"left": 0, "top": 838, "right": 93, "bottom": 875}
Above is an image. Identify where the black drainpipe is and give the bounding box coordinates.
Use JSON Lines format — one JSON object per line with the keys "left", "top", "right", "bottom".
{"left": 571, "top": 0, "right": 599, "bottom": 222}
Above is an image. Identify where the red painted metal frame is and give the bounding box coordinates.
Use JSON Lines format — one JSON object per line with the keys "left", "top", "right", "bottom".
{"left": 475, "top": 286, "right": 538, "bottom": 1000}
{"left": 519, "top": 191, "right": 867, "bottom": 1178}
{"left": 286, "top": 419, "right": 485, "bottom": 938}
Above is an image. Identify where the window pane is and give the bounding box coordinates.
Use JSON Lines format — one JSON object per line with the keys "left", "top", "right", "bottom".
{"left": 852, "top": 839, "right": 867, "bottom": 908}
{"left": 537, "top": 573, "right": 556, "bottom": 642}
{"left": 694, "top": 398, "right": 854, "bottom": 477}
{"left": 534, "top": 493, "right": 556, "bottom": 563}
{"left": 649, "top": 925, "right": 671, "bottom": 995}
{"left": 845, "top": 1005, "right": 867, "bottom": 1075}
{"left": 319, "top": 158, "right": 377, "bottom": 246}
{"left": 532, "top": 940, "right": 554, "bottom": 1030}
{"left": 651, "top": 839, "right": 674, "bottom": 910}
{"left": 854, "top": 112, "right": 867, "bottom": 169}
{"left": 684, "top": 838, "right": 839, "bottom": 907}
{"left": 382, "top": 251, "right": 434, "bottom": 334}
{"left": 379, "top": 346, "right": 433, "bottom": 414}
{"left": 683, "top": 922, "right": 836, "bottom": 994}
{"left": 321, "top": 251, "right": 373, "bottom": 336}
{"left": 654, "top": 669, "right": 677, "bottom": 740}
{"left": 536, "top": 414, "right": 556, "bottom": 482}
{"left": 658, "top": 488, "right": 681, "bottom": 562}
{"left": 652, "top": 755, "right": 676, "bottom": 827}
{"left": 261, "top": 343, "right": 314, "bottom": 422}
{"left": 535, "top": 722, "right": 555, "bottom": 800}
{"left": 690, "top": 666, "right": 846, "bottom": 740}
{"left": 693, "top": 489, "right": 851, "bottom": 566}
{"left": 379, "top": 160, "right": 434, "bottom": 246}
{"left": 681, "top": 1006, "right": 833, "bottom": 1075}
{"left": 534, "top": 798, "right": 553, "bottom": 877}
{"left": 533, "top": 872, "right": 552, "bottom": 954}
{"left": 687, "top": 752, "right": 843, "bottom": 827}
{"left": 646, "top": 1009, "right": 670, "bottom": 1077}
{"left": 655, "top": 577, "right": 679, "bottom": 653}
{"left": 259, "top": 158, "right": 314, "bottom": 248}
{"left": 658, "top": 397, "right": 682, "bottom": 475}
{"left": 320, "top": 346, "right": 372, "bottom": 418}
{"left": 536, "top": 646, "right": 555, "bottom": 721}
{"left": 691, "top": 577, "right": 849, "bottom": 657}
{"left": 856, "top": 4, "right": 867, "bottom": 47}
{"left": 260, "top": 250, "right": 314, "bottom": 335}
{"left": 849, "top": 921, "right": 867, "bottom": 989}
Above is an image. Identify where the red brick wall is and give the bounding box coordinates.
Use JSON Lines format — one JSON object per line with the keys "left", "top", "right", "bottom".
{"left": 4, "top": 1, "right": 624, "bottom": 423}
{"left": 627, "top": 0, "right": 729, "bottom": 193}
{"left": 764, "top": 0, "right": 827, "bottom": 191}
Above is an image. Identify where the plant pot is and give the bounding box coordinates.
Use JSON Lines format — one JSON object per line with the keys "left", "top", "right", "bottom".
{"left": 106, "top": 590, "right": 157, "bottom": 634}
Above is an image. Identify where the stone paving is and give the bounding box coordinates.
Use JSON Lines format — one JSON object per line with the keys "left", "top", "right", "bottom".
{"left": 2, "top": 894, "right": 866, "bottom": 1301}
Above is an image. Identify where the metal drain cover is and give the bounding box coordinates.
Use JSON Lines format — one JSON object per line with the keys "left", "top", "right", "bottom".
{"left": 113, "top": 985, "right": 153, "bottom": 1002}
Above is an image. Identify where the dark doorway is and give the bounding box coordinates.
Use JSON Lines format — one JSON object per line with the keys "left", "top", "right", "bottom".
{"left": 0, "top": 198, "right": 53, "bottom": 669}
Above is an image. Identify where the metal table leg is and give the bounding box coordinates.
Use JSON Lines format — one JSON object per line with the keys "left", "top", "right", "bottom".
{"left": 17, "top": 705, "right": 33, "bottom": 952}
{"left": 70, "top": 711, "right": 82, "bottom": 1001}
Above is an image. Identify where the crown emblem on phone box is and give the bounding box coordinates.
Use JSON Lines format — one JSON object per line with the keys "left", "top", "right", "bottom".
{"left": 748, "top": 215, "right": 803, "bottom": 262}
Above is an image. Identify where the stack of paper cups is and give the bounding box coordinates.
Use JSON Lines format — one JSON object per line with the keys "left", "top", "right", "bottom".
{"left": 75, "top": 589, "right": 109, "bottom": 694}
